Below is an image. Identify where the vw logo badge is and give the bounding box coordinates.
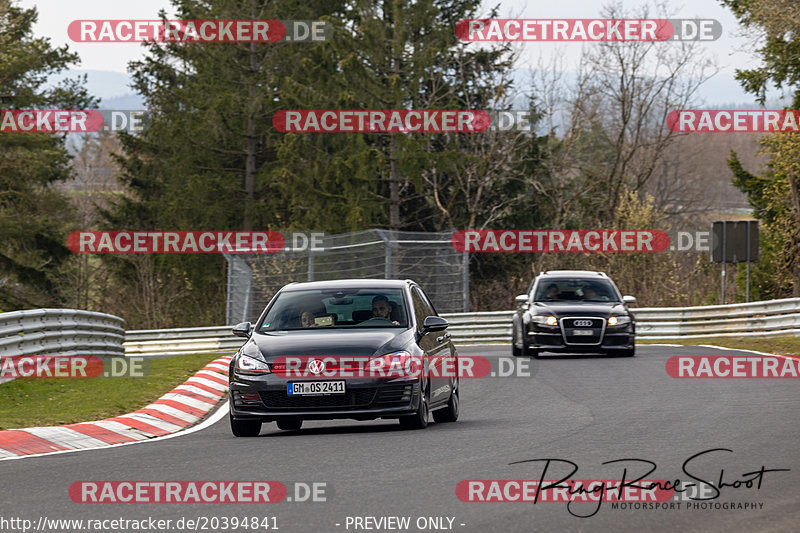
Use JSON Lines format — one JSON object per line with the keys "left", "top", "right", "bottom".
{"left": 307, "top": 359, "right": 326, "bottom": 375}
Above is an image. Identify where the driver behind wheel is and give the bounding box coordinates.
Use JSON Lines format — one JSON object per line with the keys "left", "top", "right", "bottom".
{"left": 372, "top": 295, "right": 400, "bottom": 324}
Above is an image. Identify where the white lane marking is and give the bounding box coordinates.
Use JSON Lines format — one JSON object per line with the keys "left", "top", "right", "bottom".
{"left": 158, "top": 393, "right": 217, "bottom": 410}
{"left": 694, "top": 344, "right": 799, "bottom": 360}
{"left": 120, "top": 412, "right": 185, "bottom": 432}
{"left": 186, "top": 376, "right": 228, "bottom": 392}
{"left": 195, "top": 370, "right": 228, "bottom": 382}
{"left": 170, "top": 384, "right": 222, "bottom": 400}
{"left": 0, "top": 402, "right": 230, "bottom": 462}
{"left": 468, "top": 341, "right": 798, "bottom": 360}
{"left": 22, "top": 427, "right": 109, "bottom": 450}
{"left": 0, "top": 447, "right": 19, "bottom": 458}
{"left": 645, "top": 343, "right": 684, "bottom": 347}
{"left": 141, "top": 403, "right": 198, "bottom": 424}
{"left": 91, "top": 420, "right": 151, "bottom": 440}
{"left": 643, "top": 342, "right": 796, "bottom": 359}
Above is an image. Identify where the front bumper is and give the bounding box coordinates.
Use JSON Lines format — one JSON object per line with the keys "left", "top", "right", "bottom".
{"left": 229, "top": 375, "right": 422, "bottom": 422}
{"left": 527, "top": 323, "right": 635, "bottom": 353}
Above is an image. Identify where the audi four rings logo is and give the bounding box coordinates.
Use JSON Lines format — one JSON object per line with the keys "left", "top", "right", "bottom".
{"left": 307, "top": 359, "right": 326, "bottom": 375}
{"left": 573, "top": 320, "right": 593, "bottom": 327}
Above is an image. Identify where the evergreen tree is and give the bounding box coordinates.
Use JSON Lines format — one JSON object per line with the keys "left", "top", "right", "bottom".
{"left": 0, "top": 1, "right": 96, "bottom": 309}
{"left": 723, "top": 0, "right": 800, "bottom": 295}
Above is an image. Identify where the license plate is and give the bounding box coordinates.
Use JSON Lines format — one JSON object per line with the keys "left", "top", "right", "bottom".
{"left": 287, "top": 381, "right": 346, "bottom": 395}
{"left": 572, "top": 329, "right": 594, "bottom": 336}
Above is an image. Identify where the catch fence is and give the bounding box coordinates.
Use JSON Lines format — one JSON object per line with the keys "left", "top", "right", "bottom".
{"left": 225, "top": 230, "right": 468, "bottom": 324}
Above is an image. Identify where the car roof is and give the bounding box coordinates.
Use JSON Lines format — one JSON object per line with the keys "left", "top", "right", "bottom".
{"left": 281, "top": 279, "right": 414, "bottom": 292}
{"left": 539, "top": 270, "right": 607, "bottom": 278}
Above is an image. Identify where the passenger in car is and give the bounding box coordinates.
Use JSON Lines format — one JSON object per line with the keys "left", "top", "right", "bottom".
{"left": 372, "top": 295, "right": 400, "bottom": 325}
{"left": 301, "top": 309, "right": 336, "bottom": 327}
{"left": 300, "top": 310, "right": 318, "bottom": 327}
{"left": 583, "top": 286, "right": 610, "bottom": 302}
{"left": 544, "top": 284, "right": 560, "bottom": 299}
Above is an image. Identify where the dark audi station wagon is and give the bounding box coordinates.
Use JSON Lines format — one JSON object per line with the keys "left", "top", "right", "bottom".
{"left": 511, "top": 270, "right": 636, "bottom": 358}
{"left": 228, "top": 279, "right": 459, "bottom": 436}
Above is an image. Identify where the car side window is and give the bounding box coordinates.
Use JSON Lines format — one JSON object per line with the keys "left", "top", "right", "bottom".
{"left": 416, "top": 287, "right": 437, "bottom": 318}
{"left": 410, "top": 288, "right": 428, "bottom": 332}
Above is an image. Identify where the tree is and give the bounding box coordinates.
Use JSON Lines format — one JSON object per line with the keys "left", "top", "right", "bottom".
{"left": 723, "top": 0, "right": 800, "bottom": 295}
{"left": 106, "top": 0, "right": 518, "bottom": 325}
{"left": 721, "top": 0, "right": 800, "bottom": 106}
{"left": 527, "top": 2, "right": 714, "bottom": 226}
{"left": 0, "top": 0, "right": 96, "bottom": 310}
{"left": 321, "top": 0, "right": 517, "bottom": 230}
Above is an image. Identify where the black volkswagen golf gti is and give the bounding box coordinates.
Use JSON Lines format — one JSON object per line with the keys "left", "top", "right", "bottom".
{"left": 228, "top": 279, "right": 459, "bottom": 436}
{"left": 511, "top": 270, "right": 636, "bottom": 358}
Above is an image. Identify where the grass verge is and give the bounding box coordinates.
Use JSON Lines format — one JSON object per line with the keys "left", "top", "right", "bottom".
{"left": 638, "top": 335, "right": 800, "bottom": 357}
{"left": 0, "top": 353, "right": 226, "bottom": 430}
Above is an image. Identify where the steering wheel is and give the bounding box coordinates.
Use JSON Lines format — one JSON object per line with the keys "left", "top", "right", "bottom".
{"left": 360, "top": 317, "right": 393, "bottom": 324}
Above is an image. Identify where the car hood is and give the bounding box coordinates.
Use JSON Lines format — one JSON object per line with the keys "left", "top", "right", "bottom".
{"left": 241, "top": 328, "right": 414, "bottom": 361}
{"left": 529, "top": 301, "right": 629, "bottom": 318}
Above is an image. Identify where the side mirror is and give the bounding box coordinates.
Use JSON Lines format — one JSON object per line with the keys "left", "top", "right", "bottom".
{"left": 515, "top": 294, "right": 529, "bottom": 308}
{"left": 232, "top": 321, "right": 252, "bottom": 338}
{"left": 422, "top": 316, "right": 449, "bottom": 333}
{"left": 622, "top": 295, "right": 636, "bottom": 304}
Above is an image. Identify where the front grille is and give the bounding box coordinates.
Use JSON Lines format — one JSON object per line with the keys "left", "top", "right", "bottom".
{"left": 271, "top": 357, "right": 362, "bottom": 373}
{"left": 259, "top": 388, "right": 376, "bottom": 409}
{"left": 374, "top": 383, "right": 415, "bottom": 407}
{"left": 561, "top": 317, "right": 605, "bottom": 345}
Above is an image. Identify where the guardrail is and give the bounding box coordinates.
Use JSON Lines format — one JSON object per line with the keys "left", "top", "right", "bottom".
{"left": 0, "top": 309, "right": 126, "bottom": 383}
{"left": 6, "top": 299, "right": 797, "bottom": 362}
{"left": 124, "top": 326, "right": 246, "bottom": 357}
{"left": 121, "top": 298, "right": 800, "bottom": 356}
{"left": 633, "top": 298, "right": 800, "bottom": 339}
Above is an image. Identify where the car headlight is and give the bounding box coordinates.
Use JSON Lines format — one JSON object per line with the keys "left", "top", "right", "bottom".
{"left": 608, "top": 316, "right": 630, "bottom": 326}
{"left": 366, "top": 351, "right": 424, "bottom": 377}
{"left": 235, "top": 354, "right": 271, "bottom": 375}
{"left": 368, "top": 350, "right": 413, "bottom": 371}
{"left": 531, "top": 315, "right": 558, "bottom": 326}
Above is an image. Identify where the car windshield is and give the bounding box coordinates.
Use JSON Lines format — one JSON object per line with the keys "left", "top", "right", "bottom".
{"left": 534, "top": 279, "right": 619, "bottom": 302}
{"left": 258, "top": 288, "right": 408, "bottom": 331}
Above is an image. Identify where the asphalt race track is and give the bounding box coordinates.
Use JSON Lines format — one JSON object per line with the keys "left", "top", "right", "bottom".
{"left": 1, "top": 344, "right": 798, "bottom": 533}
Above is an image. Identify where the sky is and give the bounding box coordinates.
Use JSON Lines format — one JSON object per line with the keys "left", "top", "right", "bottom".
{"left": 17, "top": 0, "right": 780, "bottom": 105}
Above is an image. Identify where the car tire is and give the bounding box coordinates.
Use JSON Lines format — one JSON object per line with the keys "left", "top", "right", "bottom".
{"left": 276, "top": 418, "right": 303, "bottom": 431}
{"left": 522, "top": 343, "right": 540, "bottom": 359}
{"left": 512, "top": 333, "right": 522, "bottom": 357}
{"left": 400, "top": 386, "right": 429, "bottom": 429}
{"left": 622, "top": 345, "right": 635, "bottom": 357}
{"left": 230, "top": 415, "right": 261, "bottom": 437}
{"left": 433, "top": 386, "right": 459, "bottom": 423}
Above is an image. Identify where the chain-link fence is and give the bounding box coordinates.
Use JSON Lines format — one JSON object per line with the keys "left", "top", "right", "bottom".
{"left": 225, "top": 229, "right": 468, "bottom": 324}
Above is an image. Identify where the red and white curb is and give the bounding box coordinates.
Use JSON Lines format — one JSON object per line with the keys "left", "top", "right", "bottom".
{"left": 0, "top": 355, "right": 232, "bottom": 460}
